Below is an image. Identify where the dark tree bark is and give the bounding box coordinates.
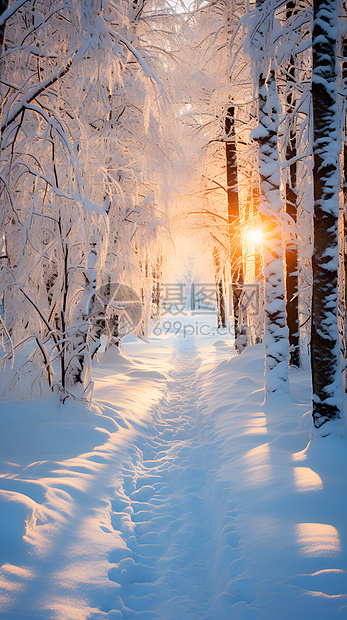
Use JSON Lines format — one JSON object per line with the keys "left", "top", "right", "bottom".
{"left": 225, "top": 106, "right": 243, "bottom": 339}
{"left": 342, "top": 38, "right": 347, "bottom": 388}
{"left": 285, "top": 1, "right": 301, "bottom": 368}
{"left": 213, "top": 247, "right": 227, "bottom": 329}
{"left": 310, "top": 0, "right": 345, "bottom": 435}
{"left": 152, "top": 254, "right": 162, "bottom": 318}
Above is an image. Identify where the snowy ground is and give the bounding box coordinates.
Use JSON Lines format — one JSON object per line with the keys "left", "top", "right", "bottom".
{"left": 0, "top": 323, "right": 347, "bottom": 619}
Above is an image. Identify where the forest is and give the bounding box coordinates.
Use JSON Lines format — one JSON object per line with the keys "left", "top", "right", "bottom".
{"left": 0, "top": 1, "right": 347, "bottom": 618}
{"left": 1, "top": 0, "right": 347, "bottom": 437}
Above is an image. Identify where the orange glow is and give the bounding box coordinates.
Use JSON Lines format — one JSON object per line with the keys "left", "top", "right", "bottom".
{"left": 243, "top": 221, "right": 263, "bottom": 285}
{"left": 247, "top": 227, "right": 262, "bottom": 247}
{"left": 243, "top": 443, "right": 272, "bottom": 486}
{"left": 296, "top": 523, "right": 341, "bottom": 557}
{"left": 294, "top": 467, "right": 323, "bottom": 492}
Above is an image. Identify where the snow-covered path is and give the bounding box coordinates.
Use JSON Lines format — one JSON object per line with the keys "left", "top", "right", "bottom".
{"left": 106, "top": 338, "right": 239, "bottom": 618}
{"left": 1, "top": 331, "right": 347, "bottom": 620}
{"left": 0, "top": 335, "right": 243, "bottom": 619}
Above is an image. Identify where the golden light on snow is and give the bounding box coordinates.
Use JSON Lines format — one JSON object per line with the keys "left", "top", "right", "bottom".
{"left": 294, "top": 467, "right": 323, "bottom": 492}
{"left": 244, "top": 414, "right": 268, "bottom": 436}
{"left": 296, "top": 523, "right": 341, "bottom": 557}
{"left": 0, "top": 564, "right": 34, "bottom": 609}
{"left": 243, "top": 442, "right": 272, "bottom": 486}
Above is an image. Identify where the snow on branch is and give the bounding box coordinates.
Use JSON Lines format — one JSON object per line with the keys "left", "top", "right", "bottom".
{"left": 0, "top": 0, "right": 30, "bottom": 27}
{"left": 1, "top": 42, "right": 89, "bottom": 134}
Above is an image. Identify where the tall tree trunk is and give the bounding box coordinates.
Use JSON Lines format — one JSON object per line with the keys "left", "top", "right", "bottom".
{"left": 342, "top": 38, "right": 347, "bottom": 390}
{"left": 152, "top": 254, "right": 162, "bottom": 318}
{"left": 225, "top": 106, "right": 243, "bottom": 340}
{"left": 285, "top": 1, "right": 301, "bottom": 368}
{"left": 256, "top": 64, "right": 289, "bottom": 396}
{"left": 310, "top": 0, "right": 345, "bottom": 436}
{"left": 252, "top": 0, "right": 289, "bottom": 396}
{"left": 213, "top": 247, "right": 227, "bottom": 329}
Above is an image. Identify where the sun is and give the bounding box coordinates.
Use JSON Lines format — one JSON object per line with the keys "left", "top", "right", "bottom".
{"left": 247, "top": 227, "right": 262, "bottom": 246}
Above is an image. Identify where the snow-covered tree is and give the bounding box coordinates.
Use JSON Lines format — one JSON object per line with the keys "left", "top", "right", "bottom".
{"left": 310, "top": 0, "right": 345, "bottom": 436}
{"left": 0, "top": 0, "right": 169, "bottom": 401}
{"left": 249, "top": 0, "right": 289, "bottom": 396}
